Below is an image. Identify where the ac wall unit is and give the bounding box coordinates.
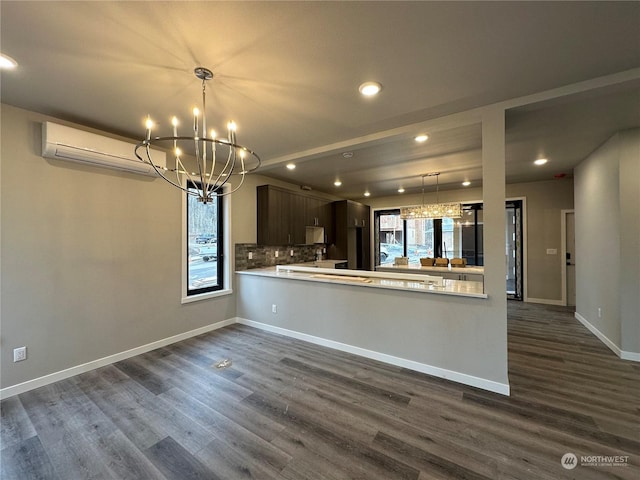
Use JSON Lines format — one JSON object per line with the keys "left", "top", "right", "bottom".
{"left": 42, "top": 122, "right": 166, "bottom": 177}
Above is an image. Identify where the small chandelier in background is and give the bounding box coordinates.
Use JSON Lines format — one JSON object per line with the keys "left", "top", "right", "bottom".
{"left": 135, "top": 67, "right": 261, "bottom": 203}
{"left": 400, "top": 173, "right": 462, "bottom": 220}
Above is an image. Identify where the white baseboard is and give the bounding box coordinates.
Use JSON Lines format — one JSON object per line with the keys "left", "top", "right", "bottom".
{"left": 237, "top": 318, "right": 510, "bottom": 396}
{"left": 573, "top": 312, "right": 640, "bottom": 362}
{"left": 2, "top": 315, "right": 516, "bottom": 399}
{"left": 621, "top": 350, "right": 640, "bottom": 362}
{"left": 526, "top": 297, "right": 566, "bottom": 306}
{"left": 0, "top": 318, "right": 237, "bottom": 400}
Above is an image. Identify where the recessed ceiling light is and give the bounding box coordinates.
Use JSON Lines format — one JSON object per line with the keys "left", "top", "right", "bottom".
{"left": 0, "top": 53, "right": 18, "bottom": 70}
{"left": 415, "top": 134, "right": 429, "bottom": 143}
{"left": 462, "top": 181, "right": 471, "bottom": 187}
{"left": 342, "top": 151, "right": 354, "bottom": 158}
{"left": 334, "top": 180, "right": 342, "bottom": 187}
{"left": 359, "top": 81, "right": 382, "bottom": 97}
{"left": 534, "top": 158, "right": 548, "bottom": 166}
{"left": 364, "top": 191, "right": 371, "bottom": 197}
{"left": 397, "top": 187, "right": 405, "bottom": 193}
{"left": 286, "top": 163, "right": 296, "bottom": 170}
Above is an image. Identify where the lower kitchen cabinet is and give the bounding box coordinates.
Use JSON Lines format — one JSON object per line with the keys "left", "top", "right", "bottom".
{"left": 441, "top": 272, "right": 484, "bottom": 282}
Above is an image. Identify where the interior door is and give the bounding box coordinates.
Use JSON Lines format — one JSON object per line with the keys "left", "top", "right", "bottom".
{"left": 566, "top": 212, "right": 576, "bottom": 307}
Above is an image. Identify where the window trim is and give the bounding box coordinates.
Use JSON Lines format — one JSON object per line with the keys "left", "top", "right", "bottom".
{"left": 181, "top": 184, "right": 233, "bottom": 303}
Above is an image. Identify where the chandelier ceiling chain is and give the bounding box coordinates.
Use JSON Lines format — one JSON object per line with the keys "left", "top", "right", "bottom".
{"left": 135, "top": 67, "right": 261, "bottom": 203}
{"left": 400, "top": 172, "right": 462, "bottom": 220}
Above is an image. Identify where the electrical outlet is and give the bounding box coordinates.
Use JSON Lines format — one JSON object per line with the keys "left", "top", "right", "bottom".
{"left": 248, "top": 252, "right": 253, "bottom": 260}
{"left": 275, "top": 250, "right": 279, "bottom": 258}
{"left": 290, "top": 249, "right": 294, "bottom": 257}
{"left": 598, "top": 307, "right": 602, "bottom": 318}
{"left": 272, "top": 304, "right": 277, "bottom": 314}
{"left": 13, "top": 346, "right": 27, "bottom": 362}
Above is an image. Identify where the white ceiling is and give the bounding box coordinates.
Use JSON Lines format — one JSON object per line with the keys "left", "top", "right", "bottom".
{"left": 1, "top": 1, "right": 639, "bottom": 199}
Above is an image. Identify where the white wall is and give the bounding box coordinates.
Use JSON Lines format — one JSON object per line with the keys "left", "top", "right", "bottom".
{"left": 574, "top": 129, "right": 640, "bottom": 357}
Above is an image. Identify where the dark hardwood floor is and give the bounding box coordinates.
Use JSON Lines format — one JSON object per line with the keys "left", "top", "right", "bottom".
{"left": 2, "top": 302, "right": 639, "bottom": 479}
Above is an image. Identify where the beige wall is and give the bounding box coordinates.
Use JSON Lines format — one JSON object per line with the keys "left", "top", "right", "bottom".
{"left": 0, "top": 105, "right": 238, "bottom": 389}
{"left": 507, "top": 180, "right": 574, "bottom": 302}
{"left": 574, "top": 129, "right": 640, "bottom": 356}
{"left": 362, "top": 179, "right": 574, "bottom": 303}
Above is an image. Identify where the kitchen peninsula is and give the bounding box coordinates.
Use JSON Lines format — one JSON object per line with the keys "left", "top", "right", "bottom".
{"left": 239, "top": 265, "right": 485, "bottom": 297}
{"left": 235, "top": 265, "right": 508, "bottom": 395}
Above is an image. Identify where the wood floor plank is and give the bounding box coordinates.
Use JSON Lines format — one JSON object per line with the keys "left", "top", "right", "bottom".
{"left": 244, "top": 391, "right": 420, "bottom": 480}
{"left": 0, "top": 434, "right": 58, "bottom": 480}
{"left": 73, "top": 367, "right": 167, "bottom": 450}
{"left": 17, "top": 382, "right": 120, "bottom": 479}
{"left": 147, "top": 354, "right": 286, "bottom": 443}
{"left": 195, "top": 436, "right": 288, "bottom": 480}
{"left": 0, "top": 395, "right": 37, "bottom": 452}
{"left": 144, "top": 436, "right": 219, "bottom": 480}
{"left": 113, "top": 356, "right": 172, "bottom": 395}
{"left": 373, "top": 430, "right": 494, "bottom": 480}
{"left": 158, "top": 386, "right": 292, "bottom": 472}
{"left": 279, "top": 356, "right": 412, "bottom": 405}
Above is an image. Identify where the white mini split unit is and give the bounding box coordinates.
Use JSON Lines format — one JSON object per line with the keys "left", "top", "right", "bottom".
{"left": 42, "top": 122, "right": 166, "bottom": 176}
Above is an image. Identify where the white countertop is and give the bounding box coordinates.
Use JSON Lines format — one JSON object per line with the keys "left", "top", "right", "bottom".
{"left": 237, "top": 266, "right": 486, "bottom": 298}
{"left": 285, "top": 260, "right": 347, "bottom": 267}
{"left": 377, "top": 263, "right": 484, "bottom": 275}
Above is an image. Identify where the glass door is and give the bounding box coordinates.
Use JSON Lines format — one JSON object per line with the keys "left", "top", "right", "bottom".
{"left": 506, "top": 200, "right": 523, "bottom": 300}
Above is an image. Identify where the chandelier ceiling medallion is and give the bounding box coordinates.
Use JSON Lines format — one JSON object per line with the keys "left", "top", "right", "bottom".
{"left": 135, "top": 67, "right": 261, "bottom": 203}
{"left": 400, "top": 173, "right": 462, "bottom": 220}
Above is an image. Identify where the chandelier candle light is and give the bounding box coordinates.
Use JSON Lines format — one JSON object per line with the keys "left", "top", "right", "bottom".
{"left": 400, "top": 173, "right": 462, "bottom": 220}
{"left": 135, "top": 67, "right": 261, "bottom": 203}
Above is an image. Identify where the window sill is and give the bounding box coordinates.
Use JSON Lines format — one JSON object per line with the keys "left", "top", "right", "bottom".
{"left": 181, "top": 288, "right": 233, "bottom": 304}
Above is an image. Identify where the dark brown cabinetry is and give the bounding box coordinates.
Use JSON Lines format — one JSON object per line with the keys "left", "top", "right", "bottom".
{"left": 329, "top": 200, "right": 371, "bottom": 270}
{"left": 257, "top": 185, "right": 333, "bottom": 245}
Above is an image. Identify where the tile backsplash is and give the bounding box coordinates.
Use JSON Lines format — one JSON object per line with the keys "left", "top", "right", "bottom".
{"left": 235, "top": 244, "right": 325, "bottom": 271}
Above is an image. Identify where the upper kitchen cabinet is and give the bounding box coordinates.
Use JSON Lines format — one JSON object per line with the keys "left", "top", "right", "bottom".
{"left": 333, "top": 200, "right": 370, "bottom": 230}
{"left": 348, "top": 201, "right": 369, "bottom": 228}
{"left": 257, "top": 185, "right": 292, "bottom": 245}
{"left": 305, "top": 196, "right": 333, "bottom": 241}
{"left": 257, "top": 185, "right": 333, "bottom": 245}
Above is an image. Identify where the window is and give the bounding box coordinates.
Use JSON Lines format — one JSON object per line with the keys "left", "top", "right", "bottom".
{"left": 406, "top": 217, "right": 435, "bottom": 263}
{"left": 376, "top": 210, "right": 404, "bottom": 264}
{"left": 375, "top": 205, "right": 484, "bottom": 266}
{"left": 186, "top": 183, "right": 223, "bottom": 296}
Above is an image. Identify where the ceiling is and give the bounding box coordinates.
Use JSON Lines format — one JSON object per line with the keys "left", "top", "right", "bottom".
{"left": 1, "top": 1, "right": 639, "bottom": 199}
